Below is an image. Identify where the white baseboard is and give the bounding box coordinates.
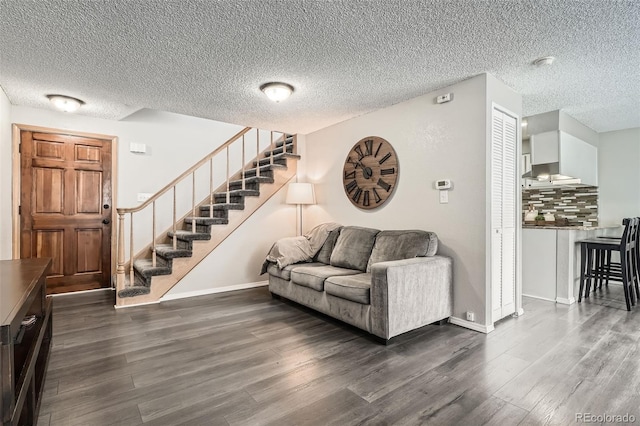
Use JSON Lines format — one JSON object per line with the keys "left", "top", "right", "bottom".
{"left": 52, "top": 287, "right": 114, "bottom": 297}
{"left": 523, "top": 293, "right": 557, "bottom": 303}
{"left": 160, "top": 280, "right": 268, "bottom": 302}
{"left": 114, "top": 300, "right": 160, "bottom": 309}
{"left": 556, "top": 296, "right": 576, "bottom": 305}
{"left": 448, "top": 316, "right": 495, "bottom": 334}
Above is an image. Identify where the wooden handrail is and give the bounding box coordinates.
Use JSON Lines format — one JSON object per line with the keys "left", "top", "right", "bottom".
{"left": 117, "top": 127, "right": 252, "bottom": 214}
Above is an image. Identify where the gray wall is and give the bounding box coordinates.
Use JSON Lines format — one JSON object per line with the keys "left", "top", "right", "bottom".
{"left": 598, "top": 127, "right": 640, "bottom": 226}
{"left": 303, "top": 73, "right": 522, "bottom": 328}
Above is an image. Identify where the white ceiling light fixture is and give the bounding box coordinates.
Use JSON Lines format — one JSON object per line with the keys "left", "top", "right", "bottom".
{"left": 260, "top": 82, "right": 294, "bottom": 103}
{"left": 47, "top": 94, "right": 84, "bottom": 112}
{"left": 533, "top": 56, "right": 556, "bottom": 67}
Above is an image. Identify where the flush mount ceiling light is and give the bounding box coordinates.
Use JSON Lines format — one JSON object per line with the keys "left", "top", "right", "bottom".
{"left": 260, "top": 82, "right": 294, "bottom": 103}
{"left": 47, "top": 94, "right": 84, "bottom": 112}
{"left": 533, "top": 56, "right": 555, "bottom": 67}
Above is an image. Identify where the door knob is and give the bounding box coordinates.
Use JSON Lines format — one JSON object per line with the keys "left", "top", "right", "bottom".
{"left": 104, "top": 204, "right": 110, "bottom": 209}
{"left": 102, "top": 219, "right": 111, "bottom": 225}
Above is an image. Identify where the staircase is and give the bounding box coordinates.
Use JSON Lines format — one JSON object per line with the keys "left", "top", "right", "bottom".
{"left": 115, "top": 128, "right": 299, "bottom": 307}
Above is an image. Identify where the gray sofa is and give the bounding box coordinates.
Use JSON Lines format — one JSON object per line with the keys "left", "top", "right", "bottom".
{"left": 267, "top": 225, "right": 453, "bottom": 343}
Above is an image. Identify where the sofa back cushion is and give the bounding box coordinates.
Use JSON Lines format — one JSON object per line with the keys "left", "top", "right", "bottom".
{"left": 314, "top": 226, "right": 342, "bottom": 264}
{"left": 366, "top": 230, "right": 438, "bottom": 272}
{"left": 330, "top": 226, "right": 380, "bottom": 272}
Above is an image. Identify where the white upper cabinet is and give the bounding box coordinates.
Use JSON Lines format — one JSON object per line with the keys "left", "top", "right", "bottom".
{"left": 530, "top": 130, "right": 598, "bottom": 186}
{"left": 559, "top": 132, "right": 598, "bottom": 186}
{"left": 530, "top": 131, "right": 559, "bottom": 164}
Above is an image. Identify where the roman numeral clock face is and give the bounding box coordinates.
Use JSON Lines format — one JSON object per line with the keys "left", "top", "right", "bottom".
{"left": 342, "top": 136, "right": 399, "bottom": 209}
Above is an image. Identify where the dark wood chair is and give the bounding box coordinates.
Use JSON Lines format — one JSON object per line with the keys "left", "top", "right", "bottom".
{"left": 595, "top": 217, "right": 640, "bottom": 294}
{"left": 578, "top": 217, "right": 639, "bottom": 311}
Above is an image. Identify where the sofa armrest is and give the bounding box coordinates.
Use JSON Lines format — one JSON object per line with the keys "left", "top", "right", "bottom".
{"left": 370, "top": 255, "right": 453, "bottom": 339}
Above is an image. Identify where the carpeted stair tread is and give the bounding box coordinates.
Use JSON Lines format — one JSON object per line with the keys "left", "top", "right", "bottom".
{"left": 254, "top": 153, "right": 299, "bottom": 167}
{"left": 214, "top": 189, "right": 260, "bottom": 197}
{"left": 154, "top": 244, "right": 192, "bottom": 259}
{"left": 118, "top": 285, "right": 151, "bottom": 298}
{"left": 167, "top": 230, "right": 212, "bottom": 241}
{"left": 263, "top": 141, "right": 294, "bottom": 155}
{"left": 274, "top": 137, "right": 294, "bottom": 148}
{"left": 184, "top": 216, "right": 229, "bottom": 225}
{"left": 134, "top": 259, "right": 172, "bottom": 277}
{"left": 199, "top": 203, "right": 244, "bottom": 212}
{"left": 243, "top": 163, "right": 286, "bottom": 176}
{"left": 228, "top": 176, "right": 274, "bottom": 188}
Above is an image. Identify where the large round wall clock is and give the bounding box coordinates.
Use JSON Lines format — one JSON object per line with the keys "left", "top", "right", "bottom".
{"left": 342, "top": 136, "right": 399, "bottom": 210}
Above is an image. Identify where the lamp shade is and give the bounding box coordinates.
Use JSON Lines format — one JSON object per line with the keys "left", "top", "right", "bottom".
{"left": 286, "top": 183, "right": 316, "bottom": 205}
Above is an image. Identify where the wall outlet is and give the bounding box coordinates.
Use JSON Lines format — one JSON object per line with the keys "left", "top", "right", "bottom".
{"left": 466, "top": 311, "right": 475, "bottom": 322}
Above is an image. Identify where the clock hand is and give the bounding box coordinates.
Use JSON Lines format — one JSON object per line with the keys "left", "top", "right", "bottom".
{"left": 353, "top": 159, "right": 374, "bottom": 179}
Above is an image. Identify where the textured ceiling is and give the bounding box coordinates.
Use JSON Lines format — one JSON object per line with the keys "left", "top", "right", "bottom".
{"left": 1, "top": 0, "right": 639, "bottom": 134}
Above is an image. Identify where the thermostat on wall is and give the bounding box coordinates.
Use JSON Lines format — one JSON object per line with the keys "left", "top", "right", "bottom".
{"left": 435, "top": 179, "right": 452, "bottom": 190}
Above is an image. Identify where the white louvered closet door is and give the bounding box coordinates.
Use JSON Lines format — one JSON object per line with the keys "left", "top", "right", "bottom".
{"left": 491, "top": 107, "right": 517, "bottom": 323}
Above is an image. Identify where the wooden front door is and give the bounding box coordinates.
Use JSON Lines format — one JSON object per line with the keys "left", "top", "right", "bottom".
{"left": 20, "top": 130, "right": 113, "bottom": 294}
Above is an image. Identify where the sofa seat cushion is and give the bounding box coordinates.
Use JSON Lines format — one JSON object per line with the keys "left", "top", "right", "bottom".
{"left": 330, "top": 226, "right": 380, "bottom": 272}
{"left": 366, "top": 230, "right": 439, "bottom": 272}
{"left": 267, "top": 262, "right": 325, "bottom": 281}
{"left": 325, "top": 273, "right": 372, "bottom": 305}
{"left": 291, "top": 265, "right": 361, "bottom": 292}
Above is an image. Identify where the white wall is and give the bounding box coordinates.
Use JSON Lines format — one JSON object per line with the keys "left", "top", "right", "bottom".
{"left": 3, "top": 104, "right": 295, "bottom": 293}
{"left": 0, "top": 88, "right": 12, "bottom": 259}
{"left": 598, "top": 127, "right": 640, "bottom": 226}
{"left": 303, "top": 73, "right": 521, "bottom": 327}
{"left": 165, "top": 188, "right": 295, "bottom": 297}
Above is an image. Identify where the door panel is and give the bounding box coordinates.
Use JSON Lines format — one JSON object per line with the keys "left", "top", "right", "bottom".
{"left": 76, "top": 229, "right": 102, "bottom": 273}
{"left": 33, "top": 230, "right": 64, "bottom": 276}
{"left": 76, "top": 170, "right": 102, "bottom": 213}
{"left": 491, "top": 107, "right": 518, "bottom": 323}
{"left": 34, "top": 168, "right": 64, "bottom": 213}
{"left": 35, "top": 140, "right": 64, "bottom": 159}
{"left": 75, "top": 144, "right": 101, "bottom": 162}
{"left": 20, "top": 130, "right": 112, "bottom": 294}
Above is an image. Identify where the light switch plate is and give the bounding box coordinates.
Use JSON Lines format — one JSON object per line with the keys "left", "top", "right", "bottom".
{"left": 137, "top": 193, "right": 153, "bottom": 202}
{"left": 439, "top": 190, "right": 449, "bottom": 204}
{"left": 130, "top": 142, "right": 147, "bottom": 153}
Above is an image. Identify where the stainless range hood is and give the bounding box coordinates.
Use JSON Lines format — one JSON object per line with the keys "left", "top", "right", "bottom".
{"left": 522, "top": 162, "right": 560, "bottom": 179}
{"left": 522, "top": 161, "right": 581, "bottom": 184}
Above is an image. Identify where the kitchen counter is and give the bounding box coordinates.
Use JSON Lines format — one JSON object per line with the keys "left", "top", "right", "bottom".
{"left": 522, "top": 224, "right": 620, "bottom": 231}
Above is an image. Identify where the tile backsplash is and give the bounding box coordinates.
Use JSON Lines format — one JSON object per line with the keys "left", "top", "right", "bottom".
{"left": 522, "top": 186, "right": 598, "bottom": 225}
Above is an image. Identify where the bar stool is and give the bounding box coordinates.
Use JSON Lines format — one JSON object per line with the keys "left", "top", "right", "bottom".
{"left": 577, "top": 217, "right": 639, "bottom": 311}
{"left": 595, "top": 217, "right": 640, "bottom": 295}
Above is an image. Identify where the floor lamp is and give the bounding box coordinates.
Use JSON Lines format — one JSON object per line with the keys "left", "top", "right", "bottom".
{"left": 286, "top": 182, "right": 316, "bottom": 236}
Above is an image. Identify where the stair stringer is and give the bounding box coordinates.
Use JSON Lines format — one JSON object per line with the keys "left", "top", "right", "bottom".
{"left": 115, "top": 162, "right": 296, "bottom": 307}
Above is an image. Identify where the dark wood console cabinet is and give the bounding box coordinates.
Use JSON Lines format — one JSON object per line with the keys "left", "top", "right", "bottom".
{"left": 1, "top": 258, "right": 53, "bottom": 426}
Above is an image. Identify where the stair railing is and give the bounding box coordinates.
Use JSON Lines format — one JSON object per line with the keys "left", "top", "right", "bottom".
{"left": 115, "top": 127, "right": 294, "bottom": 292}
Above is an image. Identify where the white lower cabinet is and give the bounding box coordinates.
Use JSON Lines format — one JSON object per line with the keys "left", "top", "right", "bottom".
{"left": 522, "top": 229, "right": 557, "bottom": 301}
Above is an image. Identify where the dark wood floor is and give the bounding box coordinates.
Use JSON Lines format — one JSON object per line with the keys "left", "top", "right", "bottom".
{"left": 37, "top": 285, "right": 640, "bottom": 426}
